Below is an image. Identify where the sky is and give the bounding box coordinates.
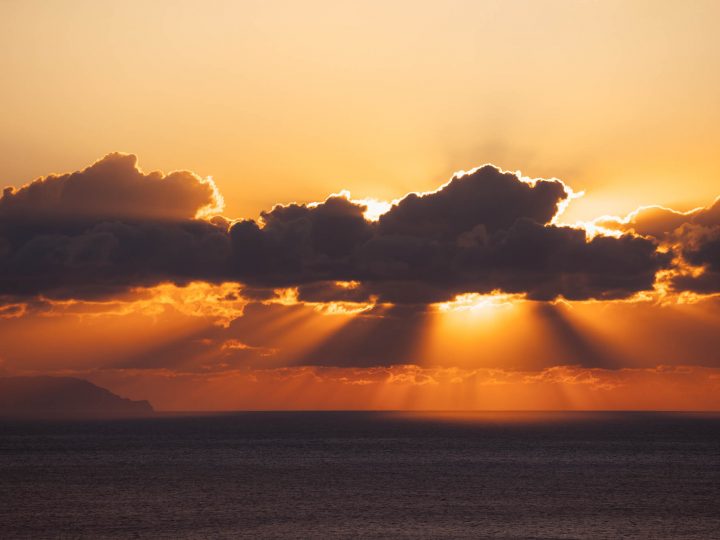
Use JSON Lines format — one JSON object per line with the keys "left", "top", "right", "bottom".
{"left": 1, "top": 0, "right": 720, "bottom": 410}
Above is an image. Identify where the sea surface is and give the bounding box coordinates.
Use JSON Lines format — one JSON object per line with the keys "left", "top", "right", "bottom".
{"left": 0, "top": 411, "right": 719, "bottom": 539}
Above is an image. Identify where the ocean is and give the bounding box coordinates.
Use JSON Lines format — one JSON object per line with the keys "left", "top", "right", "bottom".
{"left": 1, "top": 411, "right": 719, "bottom": 539}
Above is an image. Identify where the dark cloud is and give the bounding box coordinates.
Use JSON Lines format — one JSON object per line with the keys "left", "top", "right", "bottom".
{"left": 681, "top": 199, "right": 720, "bottom": 293}
{"left": 0, "top": 219, "right": 231, "bottom": 298}
{"left": 1, "top": 153, "right": 221, "bottom": 221}
{"left": 1, "top": 156, "right": 670, "bottom": 302}
{"left": 671, "top": 223, "right": 720, "bottom": 293}
{"left": 230, "top": 195, "right": 374, "bottom": 284}
{"left": 672, "top": 200, "right": 720, "bottom": 293}
{"left": 226, "top": 165, "right": 668, "bottom": 302}
{"left": 349, "top": 216, "right": 665, "bottom": 302}
{"left": 600, "top": 197, "right": 720, "bottom": 293}
{"left": 377, "top": 165, "right": 568, "bottom": 238}
{"left": 0, "top": 154, "right": 229, "bottom": 298}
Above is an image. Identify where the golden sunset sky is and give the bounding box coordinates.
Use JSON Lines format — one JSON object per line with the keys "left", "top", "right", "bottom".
{"left": 1, "top": 1, "right": 720, "bottom": 410}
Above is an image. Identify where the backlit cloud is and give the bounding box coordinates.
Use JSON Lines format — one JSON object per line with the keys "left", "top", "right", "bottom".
{"left": 0, "top": 153, "right": 223, "bottom": 221}
{"left": 0, "top": 154, "right": 685, "bottom": 305}
{"left": 597, "top": 197, "right": 720, "bottom": 294}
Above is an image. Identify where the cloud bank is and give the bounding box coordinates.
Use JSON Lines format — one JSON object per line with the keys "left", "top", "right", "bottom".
{"left": 1, "top": 153, "right": 705, "bottom": 305}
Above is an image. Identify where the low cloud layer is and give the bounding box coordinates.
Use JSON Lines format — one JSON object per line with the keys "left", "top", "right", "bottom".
{"left": 0, "top": 153, "right": 690, "bottom": 304}
{"left": 26, "top": 364, "right": 720, "bottom": 411}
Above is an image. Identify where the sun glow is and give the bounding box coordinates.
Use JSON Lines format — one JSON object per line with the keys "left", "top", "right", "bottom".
{"left": 194, "top": 175, "right": 226, "bottom": 219}
{"left": 304, "top": 189, "right": 393, "bottom": 222}
{"left": 312, "top": 300, "right": 378, "bottom": 316}
{"left": 354, "top": 198, "right": 393, "bottom": 221}
{"left": 433, "top": 292, "right": 526, "bottom": 313}
{"left": 267, "top": 286, "right": 380, "bottom": 315}
{"left": 334, "top": 281, "right": 361, "bottom": 289}
{"left": 575, "top": 220, "right": 625, "bottom": 239}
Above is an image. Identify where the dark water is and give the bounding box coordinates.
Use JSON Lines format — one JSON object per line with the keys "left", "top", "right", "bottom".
{"left": 1, "top": 411, "right": 719, "bottom": 539}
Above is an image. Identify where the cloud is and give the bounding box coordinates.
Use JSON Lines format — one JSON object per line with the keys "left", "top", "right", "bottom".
{"left": 377, "top": 165, "right": 569, "bottom": 237}
{"left": 229, "top": 194, "right": 374, "bottom": 283}
{"left": 0, "top": 154, "right": 231, "bottom": 298}
{"left": 598, "top": 197, "right": 720, "bottom": 294}
{"left": 671, "top": 224, "right": 720, "bottom": 293}
{"left": 0, "top": 217, "right": 231, "bottom": 298}
{"left": 1, "top": 153, "right": 222, "bottom": 221}
{"left": 228, "top": 165, "right": 668, "bottom": 302}
{"left": 597, "top": 205, "right": 702, "bottom": 239}
{"left": 1, "top": 155, "right": 670, "bottom": 303}
{"left": 670, "top": 198, "right": 720, "bottom": 293}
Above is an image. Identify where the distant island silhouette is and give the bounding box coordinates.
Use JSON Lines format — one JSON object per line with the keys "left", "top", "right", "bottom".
{"left": 0, "top": 376, "right": 154, "bottom": 419}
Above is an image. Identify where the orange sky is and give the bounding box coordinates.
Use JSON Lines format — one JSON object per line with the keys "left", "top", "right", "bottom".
{"left": 1, "top": 1, "right": 720, "bottom": 410}
{"left": 2, "top": 278, "right": 720, "bottom": 410}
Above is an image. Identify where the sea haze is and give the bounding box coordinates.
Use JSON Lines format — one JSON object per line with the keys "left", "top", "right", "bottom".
{"left": 1, "top": 411, "right": 719, "bottom": 539}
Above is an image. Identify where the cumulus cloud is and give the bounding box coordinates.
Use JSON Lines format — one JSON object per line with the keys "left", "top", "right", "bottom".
{"left": 670, "top": 198, "right": 720, "bottom": 293}
{"left": 599, "top": 197, "right": 720, "bottom": 294}
{"left": 597, "top": 206, "right": 702, "bottom": 239}
{"left": 0, "top": 156, "right": 671, "bottom": 303}
{"left": 377, "top": 166, "right": 569, "bottom": 237}
{"left": 0, "top": 153, "right": 222, "bottom": 221}
{"left": 228, "top": 165, "right": 668, "bottom": 302}
{"left": 0, "top": 154, "right": 230, "bottom": 298}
